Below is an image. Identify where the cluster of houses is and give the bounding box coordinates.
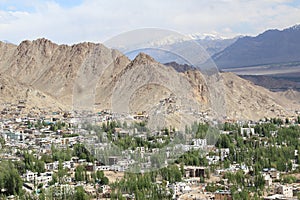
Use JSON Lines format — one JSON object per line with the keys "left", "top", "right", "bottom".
{"left": 1, "top": 104, "right": 300, "bottom": 199}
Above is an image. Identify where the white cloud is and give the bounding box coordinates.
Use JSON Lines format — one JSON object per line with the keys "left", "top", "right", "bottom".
{"left": 0, "top": 0, "right": 299, "bottom": 44}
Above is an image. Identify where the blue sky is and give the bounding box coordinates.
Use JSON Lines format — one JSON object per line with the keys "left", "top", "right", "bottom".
{"left": 0, "top": 0, "right": 300, "bottom": 44}
{"left": 0, "top": 0, "right": 83, "bottom": 11}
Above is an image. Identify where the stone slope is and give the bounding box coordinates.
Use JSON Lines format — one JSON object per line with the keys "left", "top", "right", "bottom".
{"left": 0, "top": 38, "right": 128, "bottom": 106}
{"left": 0, "top": 74, "right": 66, "bottom": 113}
{"left": 221, "top": 73, "right": 298, "bottom": 120}
{"left": 0, "top": 38, "right": 298, "bottom": 121}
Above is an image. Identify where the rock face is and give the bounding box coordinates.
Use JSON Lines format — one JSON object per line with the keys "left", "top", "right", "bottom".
{"left": 277, "top": 89, "right": 300, "bottom": 105}
{"left": 221, "top": 73, "right": 296, "bottom": 120}
{"left": 0, "top": 74, "right": 66, "bottom": 113}
{"left": 0, "top": 38, "right": 298, "bottom": 121}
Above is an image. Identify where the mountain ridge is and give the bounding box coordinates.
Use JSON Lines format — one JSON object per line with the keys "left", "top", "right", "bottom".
{"left": 0, "top": 38, "right": 298, "bottom": 122}
{"left": 213, "top": 24, "right": 300, "bottom": 69}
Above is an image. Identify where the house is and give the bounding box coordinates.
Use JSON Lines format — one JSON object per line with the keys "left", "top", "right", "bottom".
{"left": 95, "top": 165, "right": 111, "bottom": 171}
{"left": 206, "top": 155, "right": 220, "bottom": 165}
{"left": 108, "top": 156, "right": 118, "bottom": 165}
{"left": 84, "top": 185, "right": 96, "bottom": 196}
{"left": 63, "top": 160, "right": 75, "bottom": 170}
{"left": 23, "top": 170, "right": 38, "bottom": 182}
{"left": 184, "top": 166, "right": 205, "bottom": 178}
{"left": 85, "top": 163, "right": 95, "bottom": 172}
{"left": 168, "top": 182, "right": 191, "bottom": 199}
{"left": 36, "top": 172, "right": 53, "bottom": 186}
{"left": 264, "top": 194, "right": 297, "bottom": 200}
{"left": 23, "top": 171, "right": 53, "bottom": 186}
{"left": 240, "top": 127, "right": 255, "bottom": 137}
{"left": 192, "top": 138, "right": 207, "bottom": 149}
{"left": 215, "top": 190, "right": 232, "bottom": 200}
{"left": 45, "top": 161, "right": 59, "bottom": 171}
{"left": 262, "top": 168, "right": 280, "bottom": 180}
{"left": 264, "top": 174, "right": 272, "bottom": 187}
{"left": 100, "top": 185, "right": 111, "bottom": 194}
{"left": 217, "top": 148, "right": 230, "bottom": 161}
{"left": 276, "top": 185, "right": 293, "bottom": 198}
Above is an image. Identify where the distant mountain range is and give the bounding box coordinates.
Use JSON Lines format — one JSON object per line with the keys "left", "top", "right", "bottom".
{"left": 212, "top": 25, "right": 300, "bottom": 69}
{"left": 194, "top": 37, "right": 238, "bottom": 56}
{"left": 239, "top": 75, "right": 300, "bottom": 92}
{"left": 127, "top": 25, "right": 300, "bottom": 74}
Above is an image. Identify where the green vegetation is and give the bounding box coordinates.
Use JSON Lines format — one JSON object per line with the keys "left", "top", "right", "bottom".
{"left": 1, "top": 115, "right": 300, "bottom": 199}
{"left": 176, "top": 150, "right": 208, "bottom": 166}
{"left": 75, "top": 165, "right": 86, "bottom": 182}
{"left": 73, "top": 144, "right": 95, "bottom": 162}
{"left": 110, "top": 165, "right": 182, "bottom": 200}
{"left": 0, "top": 161, "right": 23, "bottom": 196}
{"left": 95, "top": 170, "right": 109, "bottom": 185}
{"left": 282, "top": 175, "right": 297, "bottom": 184}
{"left": 74, "top": 186, "right": 90, "bottom": 200}
{"left": 22, "top": 151, "right": 45, "bottom": 174}
{"left": 51, "top": 144, "right": 72, "bottom": 162}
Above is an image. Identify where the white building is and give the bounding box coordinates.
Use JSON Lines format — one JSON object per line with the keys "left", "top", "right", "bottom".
{"left": 263, "top": 174, "right": 272, "bottom": 187}
{"left": 240, "top": 127, "right": 255, "bottom": 137}
{"left": 276, "top": 185, "right": 293, "bottom": 198}
{"left": 216, "top": 148, "right": 230, "bottom": 161}
{"left": 23, "top": 171, "right": 53, "bottom": 186}
{"left": 192, "top": 138, "right": 207, "bottom": 147}
{"left": 24, "top": 171, "right": 37, "bottom": 182}
{"left": 36, "top": 172, "right": 53, "bottom": 186}
{"left": 45, "top": 161, "right": 59, "bottom": 171}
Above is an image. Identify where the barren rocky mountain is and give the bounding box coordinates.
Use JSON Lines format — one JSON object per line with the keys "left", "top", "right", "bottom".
{"left": 277, "top": 89, "right": 300, "bottom": 105}
{"left": 0, "top": 39, "right": 298, "bottom": 122}
{"left": 96, "top": 53, "right": 212, "bottom": 129}
{"left": 0, "top": 74, "right": 66, "bottom": 113}
{"left": 221, "top": 73, "right": 298, "bottom": 120}
{"left": 0, "top": 39, "right": 125, "bottom": 106}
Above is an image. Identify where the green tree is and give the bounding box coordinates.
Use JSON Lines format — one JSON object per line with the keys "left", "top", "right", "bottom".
{"left": 0, "top": 161, "right": 23, "bottom": 196}
{"left": 254, "top": 174, "right": 265, "bottom": 190}
{"left": 49, "top": 172, "right": 58, "bottom": 185}
{"left": 35, "top": 160, "right": 45, "bottom": 174}
{"left": 74, "top": 186, "right": 89, "bottom": 200}
{"left": 41, "top": 154, "right": 53, "bottom": 163}
{"left": 96, "top": 170, "right": 104, "bottom": 180}
{"left": 95, "top": 170, "right": 109, "bottom": 185}
{"left": 223, "top": 159, "right": 230, "bottom": 169}
{"left": 75, "top": 165, "right": 85, "bottom": 182}
{"left": 282, "top": 175, "right": 297, "bottom": 184}
{"left": 73, "top": 144, "right": 94, "bottom": 162}
{"left": 57, "top": 160, "right": 67, "bottom": 183}
{"left": 0, "top": 137, "right": 5, "bottom": 147}
{"left": 101, "top": 176, "right": 109, "bottom": 185}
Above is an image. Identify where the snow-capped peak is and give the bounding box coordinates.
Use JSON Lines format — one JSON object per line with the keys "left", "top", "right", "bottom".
{"left": 188, "top": 33, "right": 228, "bottom": 40}
{"left": 146, "top": 33, "right": 231, "bottom": 47}
{"left": 290, "top": 24, "right": 300, "bottom": 30}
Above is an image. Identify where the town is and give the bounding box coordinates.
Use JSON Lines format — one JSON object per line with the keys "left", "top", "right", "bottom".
{"left": 1, "top": 101, "right": 300, "bottom": 200}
